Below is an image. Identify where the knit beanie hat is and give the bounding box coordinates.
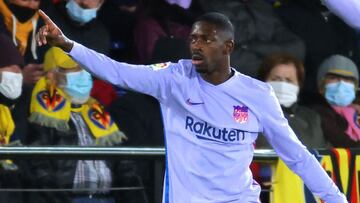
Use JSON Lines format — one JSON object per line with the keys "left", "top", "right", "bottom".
{"left": 317, "top": 55, "right": 359, "bottom": 87}
{"left": 43, "top": 47, "right": 78, "bottom": 71}
{"left": 0, "top": 33, "right": 24, "bottom": 68}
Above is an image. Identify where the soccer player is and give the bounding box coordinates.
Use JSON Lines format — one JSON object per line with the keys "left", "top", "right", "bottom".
{"left": 36, "top": 10, "right": 347, "bottom": 203}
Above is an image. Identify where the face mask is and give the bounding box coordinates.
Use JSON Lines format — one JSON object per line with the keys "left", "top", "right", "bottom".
{"left": 325, "top": 81, "right": 356, "bottom": 107}
{"left": 0, "top": 72, "right": 23, "bottom": 100}
{"left": 268, "top": 81, "right": 299, "bottom": 108}
{"left": 65, "top": 0, "right": 99, "bottom": 24}
{"left": 7, "top": 3, "right": 37, "bottom": 23}
{"left": 62, "top": 70, "right": 93, "bottom": 104}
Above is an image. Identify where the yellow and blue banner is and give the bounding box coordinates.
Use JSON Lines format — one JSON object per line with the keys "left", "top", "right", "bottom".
{"left": 271, "top": 148, "right": 360, "bottom": 203}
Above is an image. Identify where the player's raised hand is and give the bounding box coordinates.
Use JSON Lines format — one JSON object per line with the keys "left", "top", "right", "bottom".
{"left": 36, "top": 10, "right": 73, "bottom": 52}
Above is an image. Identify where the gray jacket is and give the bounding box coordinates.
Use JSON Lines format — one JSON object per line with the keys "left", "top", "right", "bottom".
{"left": 256, "top": 103, "right": 330, "bottom": 149}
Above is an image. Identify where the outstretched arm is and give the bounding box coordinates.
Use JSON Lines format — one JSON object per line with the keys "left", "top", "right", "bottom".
{"left": 67, "top": 42, "right": 173, "bottom": 101}
{"left": 36, "top": 10, "right": 175, "bottom": 102}
{"left": 261, "top": 87, "right": 347, "bottom": 203}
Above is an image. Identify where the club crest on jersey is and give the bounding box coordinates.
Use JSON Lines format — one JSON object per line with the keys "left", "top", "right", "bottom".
{"left": 233, "top": 105, "right": 248, "bottom": 123}
{"left": 150, "top": 62, "right": 170, "bottom": 71}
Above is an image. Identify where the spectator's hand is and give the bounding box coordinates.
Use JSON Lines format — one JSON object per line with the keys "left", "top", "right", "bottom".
{"left": 36, "top": 10, "right": 73, "bottom": 52}
{"left": 23, "top": 63, "right": 45, "bottom": 84}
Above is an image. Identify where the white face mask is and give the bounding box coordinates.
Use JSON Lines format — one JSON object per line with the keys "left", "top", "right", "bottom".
{"left": 0, "top": 72, "right": 23, "bottom": 99}
{"left": 268, "top": 81, "right": 299, "bottom": 108}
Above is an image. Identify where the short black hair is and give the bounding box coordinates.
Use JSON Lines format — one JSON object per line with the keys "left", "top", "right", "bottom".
{"left": 195, "top": 12, "right": 234, "bottom": 40}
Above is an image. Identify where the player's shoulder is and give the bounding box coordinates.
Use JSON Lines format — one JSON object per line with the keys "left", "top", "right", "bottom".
{"left": 175, "top": 59, "right": 195, "bottom": 75}
{"left": 234, "top": 70, "right": 272, "bottom": 93}
{"left": 149, "top": 62, "right": 173, "bottom": 71}
{"left": 233, "top": 70, "right": 281, "bottom": 113}
{"left": 149, "top": 59, "right": 193, "bottom": 76}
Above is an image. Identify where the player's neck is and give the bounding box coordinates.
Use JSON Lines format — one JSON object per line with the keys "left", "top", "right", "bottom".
{"left": 201, "top": 67, "right": 233, "bottom": 85}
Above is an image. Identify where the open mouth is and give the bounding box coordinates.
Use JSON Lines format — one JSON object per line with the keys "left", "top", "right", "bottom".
{"left": 192, "top": 54, "right": 204, "bottom": 65}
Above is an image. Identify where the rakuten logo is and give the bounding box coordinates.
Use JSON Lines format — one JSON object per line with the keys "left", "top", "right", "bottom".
{"left": 185, "top": 116, "right": 246, "bottom": 144}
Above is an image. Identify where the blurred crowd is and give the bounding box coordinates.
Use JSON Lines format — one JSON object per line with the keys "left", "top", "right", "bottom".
{"left": 0, "top": 0, "right": 359, "bottom": 202}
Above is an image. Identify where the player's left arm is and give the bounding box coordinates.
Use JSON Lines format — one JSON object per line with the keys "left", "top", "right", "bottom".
{"left": 261, "top": 87, "right": 347, "bottom": 203}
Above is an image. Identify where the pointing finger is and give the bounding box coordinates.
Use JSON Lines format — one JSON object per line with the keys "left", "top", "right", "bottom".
{"left": 38, "top": 10, "right": 55, "bottom": 27}
{"left": 38, "top": 9, "right": 60, "bottom": 34}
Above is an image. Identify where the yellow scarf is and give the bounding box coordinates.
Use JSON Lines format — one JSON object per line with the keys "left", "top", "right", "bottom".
{"left": 0, "top": 104, "right": 18, "bottom": 169}
{"left": 0, "top": 0, "right": 39, "bottom": 55}
{"left": 0, "top": 104, "right": 14, "bottom": 145}
{"left": 29, "top": 77, "right": 127, "bottom": 146}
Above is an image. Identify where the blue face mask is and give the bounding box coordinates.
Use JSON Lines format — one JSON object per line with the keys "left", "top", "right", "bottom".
{"left": 63, "top": 70, "right": 93, "bottom": 104}
{"left": 325, "top": 81, "right": 356, "bottom": 107}
{"left": 65, "top": 0, "right": 99, "bottom": 24}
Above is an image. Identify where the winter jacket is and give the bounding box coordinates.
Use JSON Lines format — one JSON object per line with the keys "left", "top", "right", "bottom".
{"left": 25, "top": 119, "right": 148, "bottom": 203}
{"left": 310, "top": 95, "right": 360, "bottom": 148}
{"left": 256, "top": 102, "right": 330, "bottom": 149}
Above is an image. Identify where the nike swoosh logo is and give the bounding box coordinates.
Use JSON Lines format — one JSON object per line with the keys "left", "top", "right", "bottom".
{"left": 186, "top": 98, "right": 204, "bottom": 105}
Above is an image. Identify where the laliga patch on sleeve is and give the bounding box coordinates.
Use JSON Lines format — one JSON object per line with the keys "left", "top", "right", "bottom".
{"left": 150, "top": 62, "right": 171, "bottom": 71}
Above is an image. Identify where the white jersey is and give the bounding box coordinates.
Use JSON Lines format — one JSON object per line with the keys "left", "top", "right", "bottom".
{"left": 69, "top": 42, "right": 347, "bottom": 203}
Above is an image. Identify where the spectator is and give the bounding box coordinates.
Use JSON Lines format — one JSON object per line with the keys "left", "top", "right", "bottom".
{"left": 46, "top": 0, "right": 109, "bottom": 54}
{"left": 0, "top": 0, "right": 49, "bottom": 143}
{"left": 197, "top": 0, "right": 305, "bottom": 77}
{"left": 311, "top": 55, "right": 360, "bottom": 147}
{"left": 45, "top": 0, "right": 116, "bottom": 106}
{"left": 133, "top": 0, "right": 198, "bottom": 64}
{"left": 109, "top": 91, "right": 164, "bottom": 147}
{"left": 254, "top": 53, "right": 330, "bottom": 203}
{"left": 108, "top": 91, "right": 164, "bottom": 201}
{"left": 97, "top": 0, "right": 139, "bottom": 63}
{"left": 275, "top": 0, "right": 360, "bottom": 104}
{"left": 256, "top": 53, "right": 329, "bottom": 149}
{"left": 0, "top": 0, "right": 48, "bottom": 84}
{"left": 0, "top": 33, "right": 25, "bottom": 203}
{"left": 26, "top": 47, "right": 148, "bottom": 203}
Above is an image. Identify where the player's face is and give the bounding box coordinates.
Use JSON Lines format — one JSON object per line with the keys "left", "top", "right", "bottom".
{"left": 189, "top": 21, "right": 227, "bottom": 74}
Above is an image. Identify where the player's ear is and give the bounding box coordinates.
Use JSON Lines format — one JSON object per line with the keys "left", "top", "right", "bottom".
{"left": 223, "top": 39, "right": 234, "bottom": 55}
